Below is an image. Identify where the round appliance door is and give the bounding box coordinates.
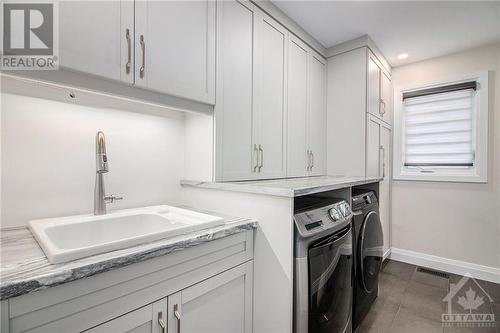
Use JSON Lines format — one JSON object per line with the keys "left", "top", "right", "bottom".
{"left": 308, "top": 225, "right": 353, "bottom": 333}
{"left": 358, "top": 210, "right": 383, "bottom": 293}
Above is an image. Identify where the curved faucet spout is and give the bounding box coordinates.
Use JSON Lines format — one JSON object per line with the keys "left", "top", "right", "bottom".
{"left": 94, "top": 131, "right": 122, "bottom": 215}
{"left": 96, "top": 131, "right": 108, "bottom": 174}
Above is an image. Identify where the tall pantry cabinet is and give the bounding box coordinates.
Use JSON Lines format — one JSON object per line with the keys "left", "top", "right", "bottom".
{"left": 327, "top": 46, "right": 393, "bottom": 257}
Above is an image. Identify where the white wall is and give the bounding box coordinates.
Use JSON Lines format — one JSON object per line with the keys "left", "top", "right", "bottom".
{"left": 391, "top": 43, "right": 500, "bottom": 271}
{"left": 1, "top": 90, "right": 187, "bottom": 227}
{"left": 184, "top": 112, "right": 214, "bottom": 182}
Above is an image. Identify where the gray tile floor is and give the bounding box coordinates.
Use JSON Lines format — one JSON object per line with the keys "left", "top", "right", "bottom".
{"left": 357, "top": 260, "right": 500, "bottom": 333}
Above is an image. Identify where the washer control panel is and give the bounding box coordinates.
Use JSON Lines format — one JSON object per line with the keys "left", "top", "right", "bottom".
{"left": 294, "top": 199, "right": 352, "bottom": 238}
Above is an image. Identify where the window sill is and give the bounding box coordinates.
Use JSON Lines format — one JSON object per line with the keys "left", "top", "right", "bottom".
{"left": 393, "top": 171, "right": 487, "bottom": 184}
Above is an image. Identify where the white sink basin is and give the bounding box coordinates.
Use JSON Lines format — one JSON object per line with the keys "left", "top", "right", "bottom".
{"left": 29, "top": 205, "right": 224, "bottom": 264}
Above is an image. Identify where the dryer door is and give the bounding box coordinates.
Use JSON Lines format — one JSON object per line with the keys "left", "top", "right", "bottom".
{"left": 358, "top": 211, "right": 383, "bottom": 292}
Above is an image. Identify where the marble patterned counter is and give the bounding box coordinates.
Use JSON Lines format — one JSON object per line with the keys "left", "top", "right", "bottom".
{"left": 181, "top": 176, "right": 381, "bottom": 197}
{"left": 0, "top": 209, "right": 256, "bottom": 300}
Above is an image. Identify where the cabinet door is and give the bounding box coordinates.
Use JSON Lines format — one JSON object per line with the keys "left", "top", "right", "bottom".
{"left": 59, "top": 1, "right": 133, "bottom": 84}
{"left": 366, "top": 114, "right": 381, "bottom": 178}
{"left": 253, "top": 14, "right": 287, "bottom": 179}
{"left": 135, "top": 0, "right": 216, "bottom": 104}
{"left": 379, "top": 124, "right": 392, "bottom": 256}
{"left": 287, "top": 36, "right": 309, "bottom": 177}
{"left": 367, "top": 53, "right": 381, "bottom": 118}
{"left": 380, "top": 72, "right": 393, "bottom": 125}
{"left": 215, "top": 0, "right": 256, "bottom": 181}
{"left": 167, "top": 262, "right": 253, "bottom": 333}
{"left": 84, "top": 299, "right": 167, "bottom": 333}
{"left": 308, "top": 52, "right": 327, "bottom": 176}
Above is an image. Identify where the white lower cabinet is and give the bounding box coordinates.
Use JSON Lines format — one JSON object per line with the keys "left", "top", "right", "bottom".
{"left": 366, "top": 114, "right": 392, "bottom": 255}
{"left": 167, "top": 263, "right": 253, "bottom": 333}
{"left": 379, "top": 124, "right": 392, "bottom": 256}
{"left": 85, "top": 262, "right": 253, "bottom": 333}
{"left": 5, "top": 232, "right": 253, "bottom": 333}
{"left": 84, "top": 301, "right": 166, "bottom": 333}
{"left": 366, "top": 114, "right": 381, "bottom": 178}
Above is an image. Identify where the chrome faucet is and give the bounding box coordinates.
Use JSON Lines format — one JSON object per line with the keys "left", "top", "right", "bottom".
{"left": 94, "top": 131, "right": 123, "bottom": 215}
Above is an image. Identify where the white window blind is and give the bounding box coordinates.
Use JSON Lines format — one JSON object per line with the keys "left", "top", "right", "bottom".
{"left": 403, "top": 87, "right": 476, "bottom": 167}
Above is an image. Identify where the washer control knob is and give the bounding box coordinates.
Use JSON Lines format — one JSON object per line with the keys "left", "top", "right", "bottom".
{"left": 329, "top": 208, "right": 341, "bottom": 222}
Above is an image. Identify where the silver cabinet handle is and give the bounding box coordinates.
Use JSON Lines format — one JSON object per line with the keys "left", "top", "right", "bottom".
{"left": 311, "top": 151, "right": 314, "bottom": 170}
{"left": 139, "top": 35, "right": 145, "bottom": 78}
{"left": 380, "top": 145, "right": 385, "bottom": 178}
{"left": 253, "top": 144, "right": 259, "bottom": 172}
{"left": 306, "top": 150, "right": 311, "bottom": 171}
{"left": 379, "top": 99, "right": 386, "bottom": 116}
{"left": 258, "top": 145, "right": 263, "bottom": 171}
{"left": 158, "top": 311, "right": 166, "bottom": 333}
{"left": 174, "top": 304, "right": 181, "bottom": 333}
{"left": 125, "top": 29, "right": 131, "bottom": 74}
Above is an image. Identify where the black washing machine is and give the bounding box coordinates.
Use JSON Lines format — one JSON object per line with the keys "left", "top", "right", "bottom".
{"left": 351, "top": 191, "right": 384, "bottom": 332}
{"left": 294, "top": 197, "right": 353, "bottom": 333}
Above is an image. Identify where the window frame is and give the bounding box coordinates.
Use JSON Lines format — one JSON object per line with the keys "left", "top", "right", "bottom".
{"left": 393, "top": 71, "right": 489, "bottom": 183}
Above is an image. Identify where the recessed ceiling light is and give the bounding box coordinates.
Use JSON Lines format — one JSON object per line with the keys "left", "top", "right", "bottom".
{"left": 398, "top": 53, "right": 409, "bottom": 60}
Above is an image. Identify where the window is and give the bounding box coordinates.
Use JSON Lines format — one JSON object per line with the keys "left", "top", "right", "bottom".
{"left": 393, "top": 72, "right": 489, "bottom": 183}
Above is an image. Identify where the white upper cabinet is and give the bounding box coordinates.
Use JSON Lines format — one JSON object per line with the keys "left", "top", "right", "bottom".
{"left": 253, "top": 14, "right": 288, "bottom": 179}
{"left": 59, "top": 1, "right": 134, "bottom": 84}
{"left": 380, "top": 72, "right": 393, "bottom": 125}
{"left": 215, "top": 0, "right": 256, "bottom": 181}
{"left": 367, "top": 53, "right": 381, "bottom": 119}
{"left": 215, "top": 2, "right": 289, "bottom": 181}
{"left": 308, "top": 52, "right": 327, "bottom": 176}
{"left": 287, "top": 36, "right": 309, "bottom": 178}
{"left": 287, "top": 37, "right": 327, "bottom": 178}
{"left": 135, "top": 0, "right": 216, "bottom": 104}
{"left": 367, "top": 50, "right": 392, "bottom": 125}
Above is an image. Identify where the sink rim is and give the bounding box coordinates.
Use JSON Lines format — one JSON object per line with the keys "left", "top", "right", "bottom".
{"left": 29, "top": 205, "right": 224, "bottom": 264}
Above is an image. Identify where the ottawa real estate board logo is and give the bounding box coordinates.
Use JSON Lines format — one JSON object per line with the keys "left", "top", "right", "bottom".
{"left": 442, "top": 273, "right": 496, "bottom": 329}
{"left": 1, "top": 1, "right": 58, "bottom": 70}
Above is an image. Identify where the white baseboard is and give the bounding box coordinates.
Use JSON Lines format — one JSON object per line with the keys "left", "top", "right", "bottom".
{"left": 389, "top": 247, "right": 500, "bottom": 284}
{"left": 383, "top": 248, "right": 392, "bottom": 260}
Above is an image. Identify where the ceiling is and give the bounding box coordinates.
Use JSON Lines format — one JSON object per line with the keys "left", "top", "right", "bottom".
{"left": 271, "top": 1, "right": 500, "bottom": 67}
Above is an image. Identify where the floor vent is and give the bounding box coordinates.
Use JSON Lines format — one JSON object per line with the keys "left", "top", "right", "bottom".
{"left": 417, "top": 267, "right": 450, "bottom": 279}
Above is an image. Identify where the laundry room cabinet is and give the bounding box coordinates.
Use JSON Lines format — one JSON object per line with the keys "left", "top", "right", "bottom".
{"left": 307, "top": 52, "right": 327, "bottom": 176}
{"left": 58, "top": 0, "right": 216, "bottom": 105}
{"left": 367, "top": 51, "right": 393, "bottom": 126}
{"left": 58, "top": 1, "right": 134, "bottom": 84}
{"left": 286, "top": 36, "right": 309, "bottom": 178}
{"left": 134, "top": 0, "right": 216, "bottom": 104}
{"left": 287, "top": 38, "right": 327, "bottom": 178}
{"left": 215, "top": 0, "right": 326, "bottom": 181}
{"left": 4, "top": 231, "right": 254, "bottom": 333}
{"left": 85, "top": 263, "right": 253, "bottom": 333}
{"left": 327, "top": 45, "right": 392, "bottom": 256}
{"left": 366, "top": 114, "right": 392, "bottom": 256}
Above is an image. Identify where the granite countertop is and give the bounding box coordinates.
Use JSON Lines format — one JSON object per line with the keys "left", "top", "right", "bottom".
{"left": 181, "top": 176, "right": 382, "bottom": 197}
{"left": 0, "top": 209, "right": 257, "bottom": 301}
